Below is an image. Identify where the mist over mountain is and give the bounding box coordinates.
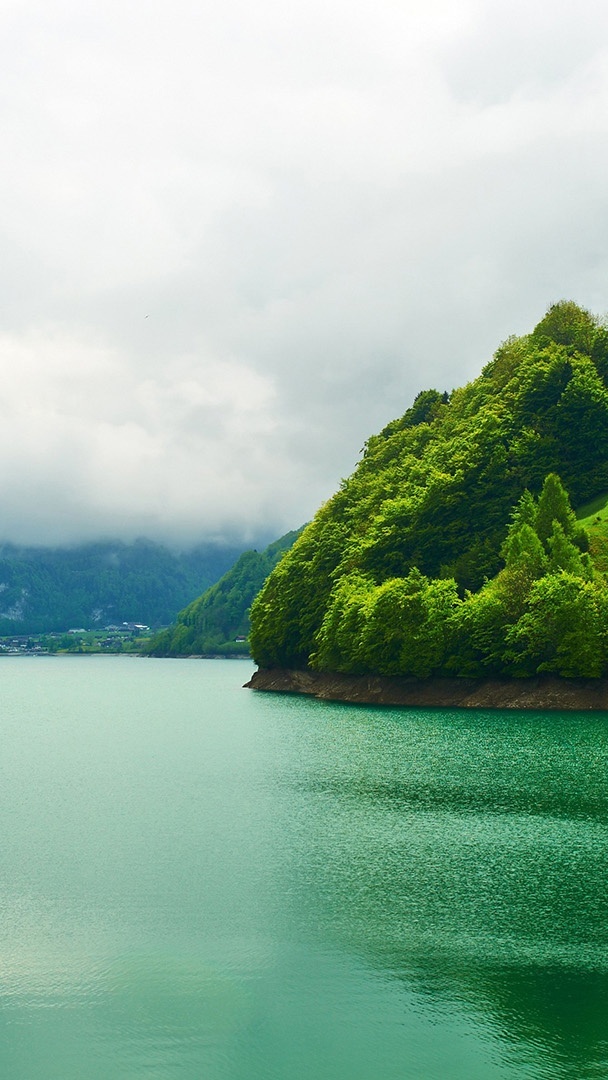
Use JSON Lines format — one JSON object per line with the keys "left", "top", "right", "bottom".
{"left": 0, "top": 538, "right": 248, "bottom": 635}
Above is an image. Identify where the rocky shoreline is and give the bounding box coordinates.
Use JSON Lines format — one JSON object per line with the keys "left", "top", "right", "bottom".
{"left": 245, "top": 667, "right": 608, "bottom": 710}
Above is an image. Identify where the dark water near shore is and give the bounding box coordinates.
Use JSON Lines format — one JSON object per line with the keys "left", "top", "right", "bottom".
{"left": 0, "top": 656, "right": 607, "bottom": 1079}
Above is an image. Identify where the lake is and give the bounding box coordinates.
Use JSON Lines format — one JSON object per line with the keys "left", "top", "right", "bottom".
{"left": 0, "top": 656, "right": 606, "bottom": 1079}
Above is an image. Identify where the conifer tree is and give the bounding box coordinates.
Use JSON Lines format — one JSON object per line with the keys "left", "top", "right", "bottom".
{"left": 547, "top": 521, "right": 592, "bottom": 578}
{"left": 535, "top": 473, "right": 578, "bottom": 548}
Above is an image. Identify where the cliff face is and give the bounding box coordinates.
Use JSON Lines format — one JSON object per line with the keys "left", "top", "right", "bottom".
{"left": 246, "top": 668, "right": 608, "bottom": 711}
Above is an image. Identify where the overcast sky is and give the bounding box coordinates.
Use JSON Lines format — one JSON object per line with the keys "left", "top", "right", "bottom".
{"left": 2, "top": 0, "right": 608, "bottom": 548}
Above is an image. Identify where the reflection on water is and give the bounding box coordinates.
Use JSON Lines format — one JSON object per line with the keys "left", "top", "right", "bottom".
{"left": 0, "top": 657, "right": 606, "bottom": 1079}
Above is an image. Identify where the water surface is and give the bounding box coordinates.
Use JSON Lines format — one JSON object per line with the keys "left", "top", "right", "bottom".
{"left": 0, "top": 656, "right": 606, "bottom": 1079}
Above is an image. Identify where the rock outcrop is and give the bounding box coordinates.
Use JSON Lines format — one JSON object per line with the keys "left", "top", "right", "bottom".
{"left": 245, "top": 668, "right": 608, "bottom": 710}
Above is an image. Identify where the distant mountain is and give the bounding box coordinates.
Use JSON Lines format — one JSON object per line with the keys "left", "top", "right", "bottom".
{"left": 0, "top": 539, "right": 247, "bottom": 634}
{"left": 144, "top": 529, "right": 303, "bottom": 656}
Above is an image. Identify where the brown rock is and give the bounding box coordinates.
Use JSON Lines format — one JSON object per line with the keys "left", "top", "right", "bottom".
{"left": 244, "top": 668, "right": 608, "bottom": 710}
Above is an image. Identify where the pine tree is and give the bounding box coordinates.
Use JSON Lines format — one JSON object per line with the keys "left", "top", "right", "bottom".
{"left": 535, "top": 473, "right": 578, "bottom": 548}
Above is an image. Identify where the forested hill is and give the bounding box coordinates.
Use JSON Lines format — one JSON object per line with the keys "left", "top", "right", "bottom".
{"left": 250, "top": 302, "right": 608, "bottom": 679}
{"left": 144, "top": 529, "right": 303, "bottom": 656}
{"left": 0, "top": 539, "right": 245, "bottom": 634}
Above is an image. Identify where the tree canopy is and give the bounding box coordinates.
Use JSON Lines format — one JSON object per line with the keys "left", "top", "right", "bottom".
{"left": 249, "top": 302, "right": 608, "bottom": 678}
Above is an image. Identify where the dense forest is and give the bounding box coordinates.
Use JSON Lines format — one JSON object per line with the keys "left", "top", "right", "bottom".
{"left": 250, "top": 302, "right": 608, "bottom": 679}
{"left": 0, "top": 539, "right": 245, "bottom": 634}
{"left": 144, "top": 530, "right": 302, "bottom": 656}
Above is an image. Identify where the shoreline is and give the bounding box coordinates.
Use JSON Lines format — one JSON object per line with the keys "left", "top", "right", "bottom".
{"left": 245, "top": 668, "right": 608, "bottom": 711}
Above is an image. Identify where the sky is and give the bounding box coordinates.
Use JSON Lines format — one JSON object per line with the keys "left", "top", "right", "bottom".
{"left": 2, "top": 0, "right": 608, "bottom": 548}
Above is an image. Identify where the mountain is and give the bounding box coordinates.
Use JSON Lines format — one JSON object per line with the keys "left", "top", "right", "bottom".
{"left": 0, "top": 538, "right": 246, "bottom": 634}
{"left": 249, "top": 302, "right": 608, "bottom": 679}
{"left": 144, "top": 529, "right": 303, "bottom": 656}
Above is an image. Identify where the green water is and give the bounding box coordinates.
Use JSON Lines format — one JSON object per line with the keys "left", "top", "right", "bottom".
{"left": 0, "top": 657, "right": 606, "bottom": 1079}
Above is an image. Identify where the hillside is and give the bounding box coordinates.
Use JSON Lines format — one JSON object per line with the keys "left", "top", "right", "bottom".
{"left": 250, "top": 302, "right": 608, "bottom": 679}
{"left": 144, "top": 529, "right": 303, "bottom": 656}
{"left": 0, "top": 539, "right": 245, "bottom": 634}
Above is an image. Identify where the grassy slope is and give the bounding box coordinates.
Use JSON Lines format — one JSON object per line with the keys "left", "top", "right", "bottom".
{"left": 577, "top": 493, "right": 608, "bottom": 575}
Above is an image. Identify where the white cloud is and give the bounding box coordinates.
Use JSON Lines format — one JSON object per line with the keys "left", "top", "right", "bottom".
{"left": 1, "top": 0, "right": 608, "bottom": 545}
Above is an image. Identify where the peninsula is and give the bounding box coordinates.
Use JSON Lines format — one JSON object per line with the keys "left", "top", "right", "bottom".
{"left": 247, "top": 302, "right": 608, "bottom": 706}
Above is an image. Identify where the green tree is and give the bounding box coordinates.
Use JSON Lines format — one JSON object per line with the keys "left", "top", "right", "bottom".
{"left": 503, "top": 489, "right": 537, "bottom": 541}
{"left": 535, "top": 473, "right": 579, "bottom": 548}
{"left": 313, "top": 570, "right": 459, "bottom": 678}
{"left": 546, "top": 521, "right": 592, "bottom": 578}
{"left": 311, "top": 572, "right": 374, "bottom": 674}
{"left": 446, "top": 586, "right": 509, "bottom": 676}
{"left": 531, "top": 300, "right": 598, "bottom": 354}
{"left": 507, "top": 575, "right": 608, "bottom": 678}
{"left": 502, "top": 521, "right": 548, "bottom": 581}
{"left": 358, "top": 571, "right": 458, "bottom": 677}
